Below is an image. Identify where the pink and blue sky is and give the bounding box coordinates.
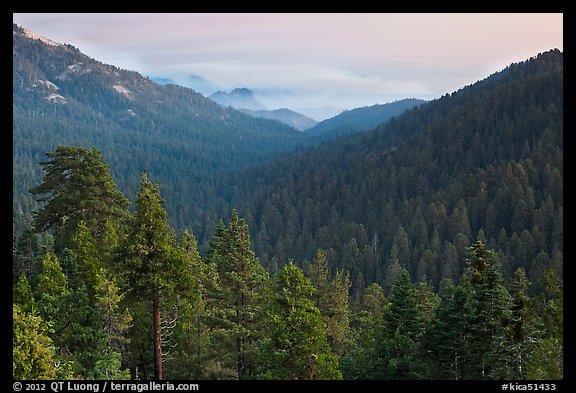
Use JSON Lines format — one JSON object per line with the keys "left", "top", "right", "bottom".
{"left": 13, "top": 13, "right": 563, "bottom": 120}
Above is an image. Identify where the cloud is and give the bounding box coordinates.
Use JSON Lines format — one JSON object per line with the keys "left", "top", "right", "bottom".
{"left": 13, "top": 13, "right": 563, "bottom": 119}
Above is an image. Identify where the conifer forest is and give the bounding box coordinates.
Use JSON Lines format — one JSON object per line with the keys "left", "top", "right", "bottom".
{"left": 13, "top": 22, "right": 563, "bottom": 382}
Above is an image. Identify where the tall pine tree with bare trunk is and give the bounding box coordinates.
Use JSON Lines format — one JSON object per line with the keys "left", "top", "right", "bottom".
{"left": 117, "top": 172, "right": 192, "bottom": 380}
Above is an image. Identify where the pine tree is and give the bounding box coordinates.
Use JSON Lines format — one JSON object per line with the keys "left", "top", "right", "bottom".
{"left": 463, "top": 241, "right": 512, "bottom": 379}
{"left": 329, "top": 269, "right": 351, "bottom": 355}
{"left": 69, "top": 221, "right": 104, "bottom": 297}
{"left": 95, "top": 274, "right": 132, "bottom": 354}
{"left": 57, "top": 221, "right": 130, "bottom": 377}
{"left": 415, "top": 281, "right": 440, "bottom": 324}
{"left": 13, "top": 227, "right": 41, "bottom": 281}
{"left": 307, "top": 249, "right": 351, "bottom": 356}
{"left": 375, "top": 269, "right": 425, "bottom": 379}
{"left": 13, "top": 304, "right": 58, "bottom": 380}
{"left": 31, "top": 250, "right": 83, "bottom": 377}
{"left": 91, "top": 351, "right": 131, "bottom": 380}
{"left": 257, "top": 262, "right": 341, "bottom": 379}
{"left": 426, "top": 279, "right": 473, "bottom": 379}
{"left": 163, "top": 230, "right": 209, "bottom": 379}
{"left": 526, "top": 269, "right": 563, "bottom": 379}
{"left": 205, "top": 210, "right": 270, "bottom": 379}
{"left": 29, "top": 146, "right": 129, "bottom": 251}
{"left": 383, "top": 257, "right": 403, "bottom": 295}
{"left": 117, "top": 172, "right": 191, "bottom": 380}
{"left": 341, "top": 283, "right": 387, "bottom": 379}
{"left": 13, "top": 274, "right": 36, "bottom": 314}
{"left": 307, "top": 249, "right": 330, "bottom": 312}
{"left": 390, "top": 226, "right": 412, "bottom": 269}
{"left": 507, "top": 268, "right": 534, "bottom": 379}
{"left": 35, "top": 250, "right": 69, "bottom": 323}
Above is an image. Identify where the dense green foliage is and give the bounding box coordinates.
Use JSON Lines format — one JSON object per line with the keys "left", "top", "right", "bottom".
{"left": 29, "top": 145, "right": 130, "bottom": 252}
{"left": 214, "top": 49, "right": 563, "bottom": 298}
{"left": 13, "top": 23, "right": 310, "bottom": 239}
{"left": 13, "top": 25, "right": 562, "bottom": 381}
{"left": 203, "top": 210, "right": 270, "bottom": 379}
{"left": 14, "top": 145, "right": 562, "bottom": 380}
{"left": 14, "top": 26, "right": 562, "bottom": 299}
{"left": 117, "top": 172, "right": 192, "bottom": 379}
{"left": 13, "top": 148, "right": 563, "bottom": 379}
{"left": 13, "top": 304, "right": 58, "bottom": 380}
{"left": 256, "top": 262, "right": 342, "bottom": 379}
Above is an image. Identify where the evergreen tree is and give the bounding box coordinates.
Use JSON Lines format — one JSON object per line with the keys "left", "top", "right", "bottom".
{"left": 13, "top": 304, "right": 58, "bottom": 380}
{"left": 35, "top": 250, "right": 69, "bottom": 324}
{"left": 307, "top": 249, "right": 330, "bottom": 312}
{"left": 415, "top": 281, "right": 440, "bottom": 324}
{"left": 507, "top": 268, "right": 535, "bottom": 379}
{"left": 526, "top": 269, "right": 563, "bottom": 379}
{"left": 307, "top": 249, "right": 351, "bottom": 356}
{"left": 69, "top": 221, "right": 104, "bottom": 297}
{"left": 362, "top": 282, "right": 387, "bottom": 317}
{"left": 57, "top": 221, "right": 130, "bottom": 377}
{"left": 426, "top": 279, "right": 473, "bottom": 379}
{"left": 163, "top": 230, "right": 210, "bottom": 379}
{"left": 41, "top": 252, "right": 109, "bottom": 377}
{"left": 464, "top": 241, "right": 512, "bottom": 379}
{"left": 91, "top": 351, "right": 131, "bottom": 380}
{"left": 375, "top": 269, "right": 425, "bottom": 379}
{"left": 390, "top": 226, "right": 412, "bottom": 269}
{"left": 95, "top": 273, "right": 132, "bottom": 354}
{"left": 341, "top": 283, "right": 387, "bottom": 379}
{"left": 257, "top": 262, "right": 341, "bottom": 379}
{"left": 29, "top": 146, "right": 129, "bottom": 251}
{"left": 13, "top": 227, "right": 41, "bottom": 281}
{"left": 329, "top": 269, "right": 351, "bottom": 355}
{"left": 13, "top": 273, "right": 36, "bottom": 314}
{"left": 31, "top": 250, "right": 81, "bottom": 377}
{"left": 117, "top": 172, "right": 191, "bottom": 380}
{"left": 383, "top": 257, "right": 403, "bottom": 295}
{"left": 205, "top": 210, "right": 270, "bottom": 379}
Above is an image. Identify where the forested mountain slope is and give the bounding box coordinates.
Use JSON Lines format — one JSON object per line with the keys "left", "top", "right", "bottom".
{"left": 216, "top": 49, "right": 563, "bottom": 294}
{"left": 13, "top": 24, "right": 309, "bottom": 234}
{"left": 12, "top": 27, "right": 563, "bottom": 380}
{"left": 305, "top": 98, "right": 426, "bottom": 138}
{"left": 239, "top": 108, "right": 318, "bottom": 131}
{"left": 13, "top": 22, "right": 562, "bottom": 297}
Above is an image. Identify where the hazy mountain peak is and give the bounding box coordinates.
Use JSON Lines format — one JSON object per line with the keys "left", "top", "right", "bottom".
{"left": 209, "top": 88, "right": 268, "bottom": 111}
{"left": 14, "top": 22, "right": 309, "bottom": 219}
{"left": 239, "top": 107, "right": 318, "bottom": 131}
{"left": 230, "top": 87, "right": 254, "bottom": 97}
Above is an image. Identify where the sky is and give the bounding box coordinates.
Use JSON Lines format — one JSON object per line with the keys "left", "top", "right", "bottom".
{"left": 13, "top": 13, "right": 563, "bottom": 121}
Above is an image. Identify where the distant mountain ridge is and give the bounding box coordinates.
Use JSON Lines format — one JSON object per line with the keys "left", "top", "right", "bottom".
{"left": 210, "top": 88, "right": 267, "bottom": 111}
{"left": 205, "top": 49, "right": 563, "bottom": 292}
{"left": 12, "top": 23, "right": 309, "bottom": 234}
{"left": 13, "top": 23, "right": 563, "bottom": 298}
{"left": 211, "top": 88, "right": 318, "bottom": 130}
{"left": 239, "top": 108, "right": 318, "bottom": 131}
{"left": 306, "top": 98, "right": 426, "bottom": 138}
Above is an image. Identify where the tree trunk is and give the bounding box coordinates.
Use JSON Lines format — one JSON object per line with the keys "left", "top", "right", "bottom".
{"left": 153, "top": 297, "right": 163, "bottom": 380}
